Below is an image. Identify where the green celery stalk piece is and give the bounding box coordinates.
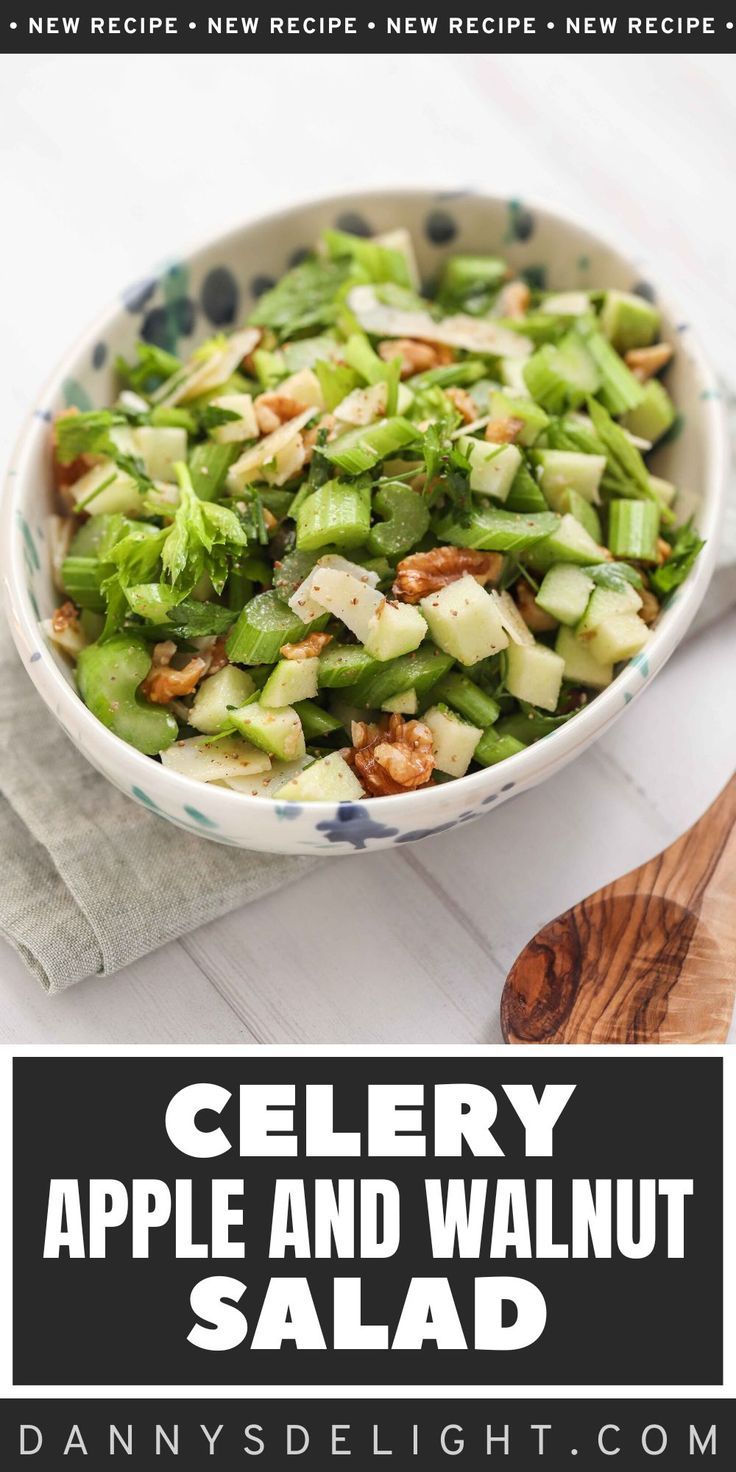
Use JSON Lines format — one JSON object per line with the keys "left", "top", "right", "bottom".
{"left": 322, "top": 417, "right": 418, "bottom": 475}
{"left": 350, "top": 647, "right": 453, "bottom": 709}
{"left": 296, "top": 479, "right": 371, "bottom": 551}
{"left": 608, "top": 499, "right": 660, "bottom": 562}
{"left": 226, "top": 590, "right": 328, "bottom": 665}
{"left": 368, "top": 481, "right": 430, "bottom": 560}
{"left": 436, "top": 507, "right": 560, "bottom": 553}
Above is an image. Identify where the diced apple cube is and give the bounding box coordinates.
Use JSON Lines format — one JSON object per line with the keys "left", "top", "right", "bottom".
{"left": 210, "top": 394, "right": 259, "bottom": 444}
{"left": 420, "top": 574, "right": 509, "bottom": 666}
{"left": 589, "top": 613, "right": 650, "bottom": 665}
{"left": 260, "top": 657, "right": 319, "bottom": 708}
{"left": 189, "top": 665, "right": 256, "bottom": 733}
{"left": 423, "top": 704, "right": 483, "bottom": 777}
{"left": 505, "top": 642, "right": 565, "bottom": 713}
{"left": 278, "top": 751, "right": 366, "bottom": 802}
{"left": 363, "top": 600, "right": 427, "bottom": 661}
{"left": 460, "top": 438, "right": 521, "bottom": 501}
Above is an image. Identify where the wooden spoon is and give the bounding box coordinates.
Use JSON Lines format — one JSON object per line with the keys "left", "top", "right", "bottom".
{"left": 501, "top": 773, "right": 736, "bottom": 1044}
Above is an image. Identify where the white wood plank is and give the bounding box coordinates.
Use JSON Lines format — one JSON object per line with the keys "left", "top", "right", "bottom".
{"left": 0, "top": 938, "right": 256, "bottom": 1044}
{"left": 180, "top": 851, "right": 506, "bottom": 1044}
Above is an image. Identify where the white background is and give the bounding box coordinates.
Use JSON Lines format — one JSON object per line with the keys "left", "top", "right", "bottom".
{"left": 0, "top": 52, "right": 734, "bottom": 1041}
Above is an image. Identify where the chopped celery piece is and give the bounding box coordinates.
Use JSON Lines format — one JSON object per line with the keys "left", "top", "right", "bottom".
{"left": 272, "top": 549, "right": 320, "bottom": 602}
{"left": 409, "top": 360, "right": 487, "bottom": 390}
{"left": 524, "top": 513, "right": 607, "bottom": 573}
{"left": 505, "top": 462, "right": 548, "bottom": 514}
{"left": 437, "top": 506, "right": 559, "bottom": 553}
{"left": 439, "top": 254, "right": 508, "bottom": 302}
{"left": 488, "top": 391, "right": 549, "bottom": 446}
{"left": 586, "top": 398, "right": 662, "bottom": 511}
{"left": 608, "top": 499, "right": 660, "bottom": 563}
{"left": 351, "top": 646, "right": 453, "bottom": 708}
{"left": 321, "top": 417, "right": 417, "bottom": 474}
{"left": 544, "top": 486, "right": 602, "bottom": 542}
{"left": 296, "top": 478, "right": 371, "bottom": 551}
{"left": 555, "top": 626, "right": 613, "bottom": 688}
{"left": 573, "top": 321, "right": 644, "bottom": 416}
{"left": 344, "top": 332, "right": 392, "bottom": 386}
{"left": 76, "top": 634, "right": 177, "bottom": 755}
{"left": 188, "top": 441, "right": 240, "bottom": 500}
{"left": 474, "top": 728, "right": 526, "bottom": 766}
{"left": 620, "top": 379, "right": 676, "bottom": 444}
{"left": 424, "top": 703, "right": 483, "bottom": 777}
{"left": 433, "top": 671, "right": 501, "bottom": 728}
{"left": 226, "top": 590, "right": 328, "bottom": 665}
{"left": 523, "top": 335, "right": 599, "bottom": 412}
{"left": 600, "top": 290, "right": 660, "bottom": 352}
{"left": 315, "top": 358, "right": 359, "bottom": 411}
{"left": 292, "top": 699, "right": 344, "bottom": 739}
{"left": 323, "top": 229, "right": 413, "bottom": 289}
{"left": 535, "top": 449, "right": 605, "bottom": 506}
{"left": 505, "top": 641, "right": 565, "bottom": 713}
{"left": 496, "top": 710, "right": 571, "bottom": 743}
{"left": 60, "top": 556, "right": 105, "bottom": 612}
{"left": 368, "top": 481, "right": 430, "bottom": 560}
{"left": 318, "top": 643, "right": 380, "bottom": 689}
{"left": 536, "top": 565, "right": 594, "bottom": 626}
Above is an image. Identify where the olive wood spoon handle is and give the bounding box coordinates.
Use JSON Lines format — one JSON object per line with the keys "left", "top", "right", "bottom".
{"left": 501, "top": 773, "right": 736, "bottom": 1044}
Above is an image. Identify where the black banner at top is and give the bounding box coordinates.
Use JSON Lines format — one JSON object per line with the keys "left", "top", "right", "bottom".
{"left": 3, "top": 4, "right": 735, "bottom": 55}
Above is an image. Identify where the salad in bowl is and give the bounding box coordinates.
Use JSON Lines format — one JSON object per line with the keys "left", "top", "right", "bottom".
{"left": 43, "top": 221, "right": 703, "bottom": 808}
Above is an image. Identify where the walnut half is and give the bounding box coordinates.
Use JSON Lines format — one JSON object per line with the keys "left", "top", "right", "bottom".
{"left": 393, "top": 545, "right": 503, "bottom": 604}
{"left": 344, "top": 713, "right": 435, "bottom": 795}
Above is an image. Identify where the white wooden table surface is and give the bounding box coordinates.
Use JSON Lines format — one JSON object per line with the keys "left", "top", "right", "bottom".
{"left": 1, "top": 52, "right": 734, "bottom": 1043}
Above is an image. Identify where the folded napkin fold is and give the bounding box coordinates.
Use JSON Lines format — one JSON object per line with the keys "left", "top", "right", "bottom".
{"left": 2, "top": 393, "right": 734, "bottom": 993}
{"left": 0, "top": 638, "right": 317, "bottom": 992}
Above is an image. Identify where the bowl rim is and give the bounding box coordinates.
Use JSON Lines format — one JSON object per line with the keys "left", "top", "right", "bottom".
{"left": 2, "top": 187, "right": 729, "bottom": 822}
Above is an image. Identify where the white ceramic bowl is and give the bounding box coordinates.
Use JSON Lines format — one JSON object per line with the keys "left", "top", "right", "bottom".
{"left": 2, "top": 190, "right": 727, "bottom": 854}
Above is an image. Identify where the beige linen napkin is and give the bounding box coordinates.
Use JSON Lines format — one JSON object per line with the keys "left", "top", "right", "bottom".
{"left": 1, "top": 396, "right": 734, "bottom": 993}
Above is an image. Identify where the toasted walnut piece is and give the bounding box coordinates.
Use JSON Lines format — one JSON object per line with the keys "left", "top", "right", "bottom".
{"left": 254, "top": 393, "right": 308, "bottom": 436}
{"left": 303, "top": 413, "right": 338, "bottom": 462}
{"left": 624, "top": 343, "right": 673, "bottom": 381}
{"left": 515, "top": 580, "right": 558, "bottom": 633}
{"left": 378, "top": 338, "right": 455, "bottom": 379}
{"left": 280, "top": 632, "right": 333, "bottom": 661}
{"left": 393, "top": 545, "right": 503, "bottom": 603}
{"left": 347, "top": 713, "right": 435, "bottom": 796}
{"left": 497, "top": 279, "right": 531, "bottom": 318}
{"left": 445, "top": 386, "right": 478, "bottom": 424}
{"left": 639, "top": 588, "right": 660, "bottom": 626}
{"left": 141, "top": 640, "right": 208, "bottom": 704}
{"left": 51, "top": 600, "right": 80, "bottom": 634}
{"left": 656, "top": 537, "right": 672, "bottom": 565}
{"left": 241, "top": 328, "right": 264, "bottom": 377}
{"left": 485, "top": 415, "right": 525, "bottom": 445}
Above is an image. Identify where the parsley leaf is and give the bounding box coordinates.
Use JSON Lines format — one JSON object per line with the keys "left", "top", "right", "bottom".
{"left": 248, "top": 256, "right": 356, "bottom": 341}
{"left": 650, "top": 520, "right": 705, "bottom": 598}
